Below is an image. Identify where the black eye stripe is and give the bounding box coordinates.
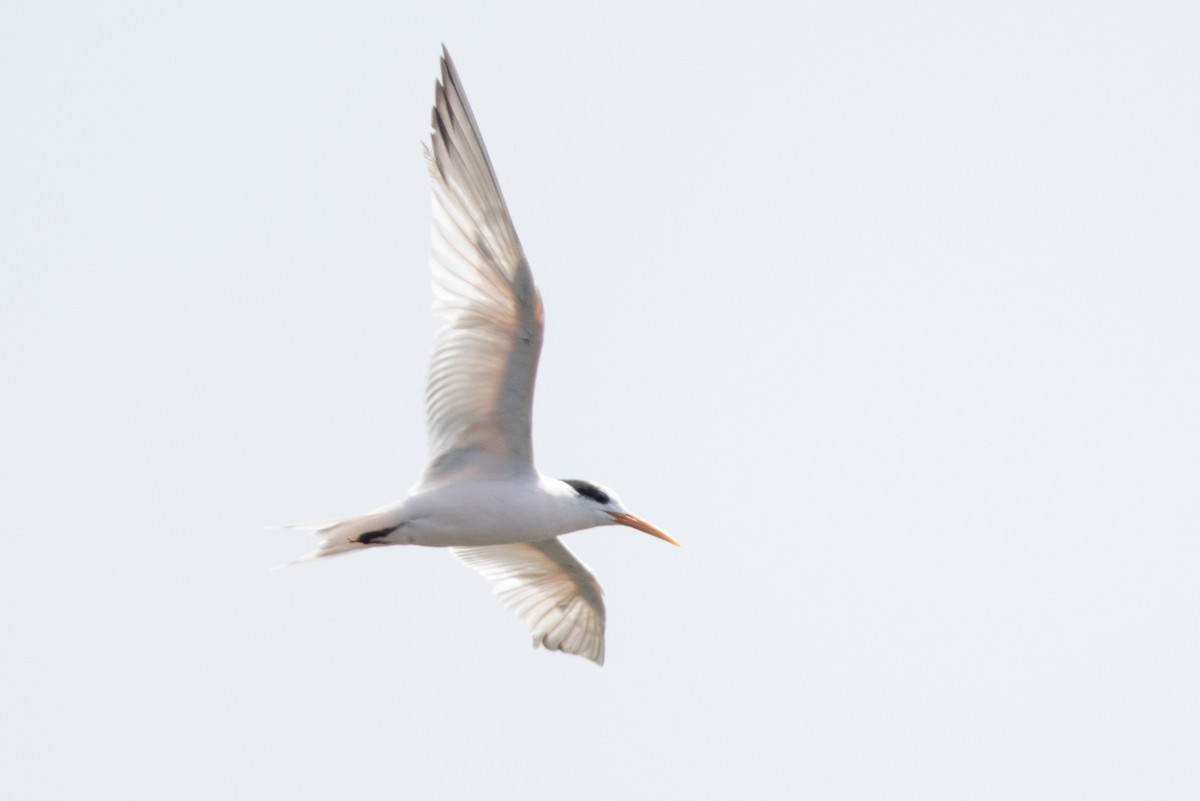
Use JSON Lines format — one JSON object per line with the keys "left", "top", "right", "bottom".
{"left": 562, "top": 479, "right": 610, "bottom": 505}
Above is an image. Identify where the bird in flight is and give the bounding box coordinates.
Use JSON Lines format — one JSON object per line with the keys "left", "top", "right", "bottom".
{"left": 284, "top": 48, "right": 679, "bottom": 665}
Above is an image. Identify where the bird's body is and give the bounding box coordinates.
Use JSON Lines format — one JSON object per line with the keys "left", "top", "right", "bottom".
{"left": 284, "top": 48, "right": 677, "bottom": 665}
{"left": 303, "top": 474, "right": 605, "bottom": 551}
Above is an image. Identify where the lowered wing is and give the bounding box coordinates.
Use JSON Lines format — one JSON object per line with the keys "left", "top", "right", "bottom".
{"left": 453, "top": 538, "right": 606, "bottom": 665}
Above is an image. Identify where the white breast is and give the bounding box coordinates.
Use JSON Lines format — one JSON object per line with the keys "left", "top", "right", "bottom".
{"left": 401, "top": 475, "right": 591, "bottom": 547}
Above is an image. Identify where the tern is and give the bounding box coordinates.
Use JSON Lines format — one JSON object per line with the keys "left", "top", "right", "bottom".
{"left": 284, "top": 48, "right": 679, "bottom": 665}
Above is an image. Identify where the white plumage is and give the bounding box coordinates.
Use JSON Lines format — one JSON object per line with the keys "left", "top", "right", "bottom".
{"left": 284, "top": 48, "right": 678, "bottom": 665}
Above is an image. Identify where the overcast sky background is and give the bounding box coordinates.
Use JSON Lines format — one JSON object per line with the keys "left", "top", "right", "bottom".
{"left": 2, "top": 1, "right": 1198, "bottom": 798}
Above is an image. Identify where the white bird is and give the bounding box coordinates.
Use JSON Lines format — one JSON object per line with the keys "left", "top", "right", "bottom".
{"left": 285, "top": 48, "right": 679, "bottom": 665}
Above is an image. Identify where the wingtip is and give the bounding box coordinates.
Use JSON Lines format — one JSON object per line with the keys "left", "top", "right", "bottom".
{"left": 531, "top": 634, "right": 605, "bottom": 666}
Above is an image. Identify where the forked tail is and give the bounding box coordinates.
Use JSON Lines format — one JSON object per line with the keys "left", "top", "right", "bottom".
{"left": 275, "top": 510, "right": 400, "bottom": 566}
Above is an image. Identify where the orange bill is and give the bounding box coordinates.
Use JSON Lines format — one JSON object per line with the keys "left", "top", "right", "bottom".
{"left": 608, "top": 512, "right": 681, "bottom": 547}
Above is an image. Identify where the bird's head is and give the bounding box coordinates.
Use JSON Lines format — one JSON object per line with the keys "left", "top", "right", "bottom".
{"left": 560, "top": 479, "right": 680, "bottom": 546}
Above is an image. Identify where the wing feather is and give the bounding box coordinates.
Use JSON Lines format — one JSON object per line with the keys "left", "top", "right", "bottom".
{"left": 421, "top": 48, "right": 544, "bottom": 485}
{"left": 452, "top": 539, "right": 606, "bottom": 665}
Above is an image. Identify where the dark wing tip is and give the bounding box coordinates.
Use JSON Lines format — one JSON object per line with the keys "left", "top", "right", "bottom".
{"left": 440, "top": 46, "right": 462, "bottom": 95}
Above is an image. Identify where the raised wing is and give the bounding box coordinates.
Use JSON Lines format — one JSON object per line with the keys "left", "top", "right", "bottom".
{"left": 421, "top": 48, "right": 544, "bottom": 485}
{"left": 452, "top": 538, "right": 606, "bottom": 665}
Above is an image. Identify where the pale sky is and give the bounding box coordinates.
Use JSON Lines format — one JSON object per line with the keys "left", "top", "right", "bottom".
{"left": 2, "top": 1, "right": 1198, "bottom": 798}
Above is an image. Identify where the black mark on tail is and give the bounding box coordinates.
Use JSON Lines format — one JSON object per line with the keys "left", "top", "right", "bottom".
{"left": 355, "top": 526, "right": 398, "bottom": 545}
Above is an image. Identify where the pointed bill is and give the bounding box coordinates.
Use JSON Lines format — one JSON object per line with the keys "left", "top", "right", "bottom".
{"left": 608, "top": 512, "right": 681, "bottom": 547}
